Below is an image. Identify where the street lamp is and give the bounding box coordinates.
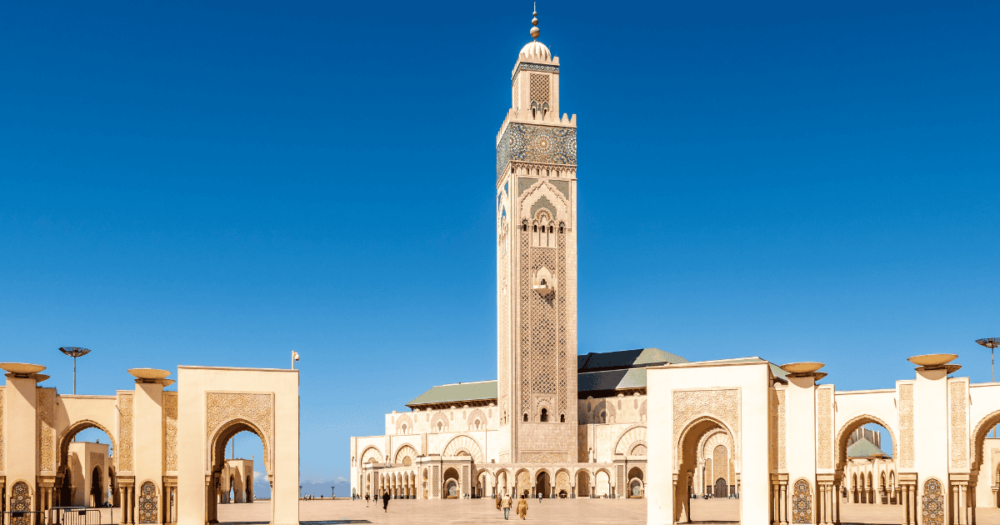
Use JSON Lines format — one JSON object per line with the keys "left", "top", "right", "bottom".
{"left": 59, "top": 347, "right": 91, "bottom": 395}
{"left": 976, "top": 338, "right": 1000, "bottom": 437}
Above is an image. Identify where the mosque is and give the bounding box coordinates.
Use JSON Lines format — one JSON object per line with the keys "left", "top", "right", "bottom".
{"left": 348, "top": 10, "right": 758, "bottom": 502}
{"left": 350, "top": 10, "right": 1000, "bottom": 525}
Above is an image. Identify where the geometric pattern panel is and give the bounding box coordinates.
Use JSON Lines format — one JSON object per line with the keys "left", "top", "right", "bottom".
{"left": 792, "top": 478, "right": 811, "bottom": 524}
{"left": 138, "top": 481, "right": 158, "bottom": 524}
{"left": 497, "top": 123, "right": 577, "bottom": 180}
{"left": 11, "top": 481, "right": 31, "bottom": 525}
{"left": 922, "top": 478, "right": 944, "bottom": 525}
{"left": 817, "top": 388, "right": 833, "bottom": 469}
{"left": 950, "top": 380, "right": 968, "bottom": 468}
{"left": 530, "top": 74, "right": 550, "bottom": 107}
{"left": 899, "top": 384, "right": 914, "bottom": 468}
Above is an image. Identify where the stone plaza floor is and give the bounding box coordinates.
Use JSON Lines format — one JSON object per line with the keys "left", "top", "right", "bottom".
{"left": 209, "top": 498, "right": 1000, "bottom": 525}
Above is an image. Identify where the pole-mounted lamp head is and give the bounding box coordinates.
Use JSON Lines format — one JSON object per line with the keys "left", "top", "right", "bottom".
{"left": 59, "top": 347, "right": 91, "bottom": 358}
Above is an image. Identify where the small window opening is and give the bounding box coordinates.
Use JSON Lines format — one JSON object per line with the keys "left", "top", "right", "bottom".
{"left": 523, "top": 413, "right": 529, "bottom": 422}
{"left": 540, "top": 408, "right": 548, "bottom": 422}
{"left": 560, "top": 414, "right": 566, "bottom": 423}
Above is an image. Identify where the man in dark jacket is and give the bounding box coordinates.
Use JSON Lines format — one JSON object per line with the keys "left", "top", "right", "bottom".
{"left": 382, "top": 491, "right": 390, "bottom": 512}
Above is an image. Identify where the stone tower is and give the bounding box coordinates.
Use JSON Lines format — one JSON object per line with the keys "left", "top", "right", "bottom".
{"left": 495, "top": 10, "right": 579, "bottom": 464}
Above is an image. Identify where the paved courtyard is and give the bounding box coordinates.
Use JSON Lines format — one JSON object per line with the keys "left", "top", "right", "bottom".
{"left": 213, "top": 499, "right": 1000, "bottom": 525}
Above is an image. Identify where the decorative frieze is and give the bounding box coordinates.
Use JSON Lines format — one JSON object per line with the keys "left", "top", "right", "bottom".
{"left": 817, "top": 388, "right": 833, "bottom": 469}
{"left": 164, "top": 393, "right": 178, "bottom": 472}
{"left": 37, "top": 388, "right": 55, "bottom": 471}
{"left": 899, "top": 384, "right": 914, "bottom": 468}
{"left": 497, "top": 123, "right": 577, "bottom": 180}
{"left": 119, "top": 393, "right": 135, "bottom": 472}
{"left": 949, "top": 380, "right": 968, "bottom": 469}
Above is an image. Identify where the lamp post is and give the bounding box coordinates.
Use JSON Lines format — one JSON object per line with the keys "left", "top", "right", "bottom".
{"left": 977, "top": 338, "right": 1000, "bottom": 438}
{"left": 59, "top": 347, "right": 91, "bottom": 395}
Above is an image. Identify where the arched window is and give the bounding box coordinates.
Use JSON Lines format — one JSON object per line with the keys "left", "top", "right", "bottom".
{"left": 401, "top": 424, "right": 407, "bottom": 434}
{"left": 600, "top": 411, "right": 607, "bottom": 424}
{"left": 540, "top": 408, "right": 548, "bottom": 422}
{"left": 437, "top": 421, "right": 443, "bottom": 432}
{"left": 560, "top": 414, "right": 565, "bottom": 423}
{"left": 523, "top": 413, "right": 529, "bottom": 422}
{"left": 474, "top": 419, "right": 481, "bottom": 430}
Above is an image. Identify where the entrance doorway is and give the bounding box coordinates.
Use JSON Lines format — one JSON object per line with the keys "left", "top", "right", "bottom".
{"left": 714, "top": 478, "right": 727, "bottom": 498}
{"left": 535, "top": 472, "right": 550, "bottom": 498}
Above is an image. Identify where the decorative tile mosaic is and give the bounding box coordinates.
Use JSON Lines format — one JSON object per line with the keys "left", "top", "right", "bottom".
{"left": 138, "top": 481, "right": 158, "bottom": 524}
{"left": 497, "top": 124, "right": 577, "bottom": 181}
{"left": 792, "top": 478, "right": 812, "bottom": 524}
{"left": 11, "top": 481, "right": 31, "bottom": 525}
{"left": 922, "top": 478, "right": 944, "bottom": 525}
{"left": 511, "top": 63, "right": 559, "bottom": 86}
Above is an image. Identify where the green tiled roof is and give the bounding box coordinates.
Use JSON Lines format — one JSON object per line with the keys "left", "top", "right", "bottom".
{"left": 847, "top": 438, "right": 889, "bottom": 459}
{"left": 578, "top": 348, "right": 687, "bottom": 372}
{"left": 406, "top": 380, "right": 497, "bottom": 408}
{"left": 578, "top": 368, "right": 647, "bottom": 393}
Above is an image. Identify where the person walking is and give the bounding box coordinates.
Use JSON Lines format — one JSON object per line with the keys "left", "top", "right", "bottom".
{"left": 501, "top": 492, "right": 513, "bottom": 520}
{"left": 365, "top": 493, "right": 369, "bottom": 507}
{"left": 382, "top": 491, "right": 390, "bottom": 512}
{"left": 496, "top": 491, "right": 502, "bottom": 511}
{"left": 516, "top": 497, "right": 528, "bottom": 520}
{"left": 538, "top": 491, "right": 543, "bottom": 503}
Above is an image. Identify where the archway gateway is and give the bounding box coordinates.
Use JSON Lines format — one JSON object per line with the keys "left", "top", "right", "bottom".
{"left": 1, "top": 362, "right": 298, "bottom": 525}
{"left": 177, "top": 366, "right": 298, "bottom": 525}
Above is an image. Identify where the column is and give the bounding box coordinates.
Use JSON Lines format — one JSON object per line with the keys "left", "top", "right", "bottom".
{"left": 958, "top": 484, "right": 969, "bottom": 525}
{"left": 904, "top": 485, "right": 912, "bottom": 525}
{"left": 772, "top": 481, "right": 779, "bottom": 525}
{"left": 779, "top": 482, "right": 788, "bottom": 525}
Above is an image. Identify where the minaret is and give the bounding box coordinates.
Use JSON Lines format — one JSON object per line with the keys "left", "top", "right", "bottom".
{"left": 496, "top": 8, "right": 578, "bottom": 464}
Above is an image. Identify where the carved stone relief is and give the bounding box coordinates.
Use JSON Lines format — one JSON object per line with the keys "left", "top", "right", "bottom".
{"left": 119, "top": 393, "right": 134, "bottom": 472}
{"left": 38, "top": 388, "right": 55, "bottom": 471}
{"left": 11, "top": 481, "right": 31, "bottom": 525}
{"left": 673, "top": 389, "right": 740, "bottom": 450}
{"left": 899, "top": 384, "right": 914, "bottom": 468}
{"left": 164, "top": 393, "right": 178, "bottom": 472}
{"left": 817, "top": 388, "right": 833, "bottom": 469}
{"left": 206, "top": 392, "right": 274, "bottom": 469}
{"left": 949, "top": 380, "right": 968, "bottom": 469}
{"left": 520, "top": 451, "right": 568, "bottom": 463}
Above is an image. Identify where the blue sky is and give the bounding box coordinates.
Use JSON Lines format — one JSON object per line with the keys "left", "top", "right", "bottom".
{"left": 2, "top": 1, "right": 998, "bottom": 496}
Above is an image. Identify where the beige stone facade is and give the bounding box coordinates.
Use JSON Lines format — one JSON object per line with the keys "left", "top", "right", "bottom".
{"left": 218, "top": 459, "right": 254, "bottom": 504}
{"left": 0, "top": 363, "right": 298, "bottom": 525}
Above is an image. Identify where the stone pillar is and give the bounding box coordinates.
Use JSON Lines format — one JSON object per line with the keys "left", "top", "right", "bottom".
{"left": 960, "top": 484, "right": 968, "bottom": 525}
{"left": 772, "top": 479, "right": 779, "bottom": 525}
{"left": 779, "top": 482, "right": 788, "bottom": 525}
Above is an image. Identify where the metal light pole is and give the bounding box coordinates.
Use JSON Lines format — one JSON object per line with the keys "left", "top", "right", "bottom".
{"left": 977, "top": 338, "right": 1000, "bottom": 438}
{"left": 291, "top": 351, "right": 300, "bottom": 369}
{"left": 59, "top": 347, "right": 91, "bottom": 395}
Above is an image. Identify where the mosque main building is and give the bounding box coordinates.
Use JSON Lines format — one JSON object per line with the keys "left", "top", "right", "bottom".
{"left": 348, "top": 12, "right": 791, "bottom": 501}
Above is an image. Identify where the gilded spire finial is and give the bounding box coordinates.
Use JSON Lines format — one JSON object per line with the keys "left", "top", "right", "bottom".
{"left": 530, "top": 3, "right": 540, "bottom": 40}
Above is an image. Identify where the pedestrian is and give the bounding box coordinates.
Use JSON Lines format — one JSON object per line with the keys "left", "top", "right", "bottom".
{"left": 365, "top": 493, "right": 369, "bottom": 506}
{"left": 516, "top": 497, "right": 528, "bottom": 520}
{"left": 496, "top": 491, "right": 502, "bottom": 510}
{"left": 382, "top": 491, "right": 390, "bottom": 512}
{"left": 537, "top": 491, "right": 542, "bottom": 503}
{"left": 501, "top": 492, "right": 513, "bottom": 520}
